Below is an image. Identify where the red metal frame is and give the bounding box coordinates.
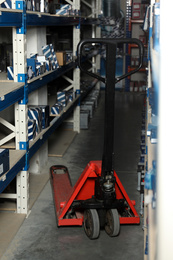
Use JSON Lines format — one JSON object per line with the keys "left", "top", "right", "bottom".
{"left": 50, "top": 161, "right": 140, "bottom": 226}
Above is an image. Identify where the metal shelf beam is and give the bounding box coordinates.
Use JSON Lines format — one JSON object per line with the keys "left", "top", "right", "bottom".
{"left": 0, "top": 153, "right": 25, "bottom": 193}
{"left": 26, "top": 13, "right": 80, "bottom": 26}
{"left": 0, "top": 8, "right": 22, "bottom": 27}
{"left": 0, "top": 9, "right": 100, "bottom": 28}
{"left": 0, "top": 85, "right": 24, "bottom": 111}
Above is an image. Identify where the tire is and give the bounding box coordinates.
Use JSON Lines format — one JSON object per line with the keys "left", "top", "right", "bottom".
{"left": 84, "top": 209, "right": 100, "bottom": 239}
{"left": 105, "top": 209, "right": 120, "bottom": 237}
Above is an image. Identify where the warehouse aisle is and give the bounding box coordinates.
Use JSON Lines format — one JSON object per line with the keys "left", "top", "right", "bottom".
{"left": 1, "top": 91, "right": 144, "bottom": 260}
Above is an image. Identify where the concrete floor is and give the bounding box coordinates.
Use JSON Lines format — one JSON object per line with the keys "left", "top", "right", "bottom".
{"left": 1, "top": 91, "right": 145, "bottom": 260}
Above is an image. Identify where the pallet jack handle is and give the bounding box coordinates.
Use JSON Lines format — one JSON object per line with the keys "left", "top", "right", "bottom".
{"left": 77, "top": 38, "right": 144, "bottom": 84}
{"left": 77, "top": 38, "right": 144, "bottom": 177}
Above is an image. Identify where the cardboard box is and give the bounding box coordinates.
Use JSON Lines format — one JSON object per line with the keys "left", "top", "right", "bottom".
{"left": 7, "top": 66, "right": 14, "bottom": 80}
{"left": 81, "top": 103, "right": 94, "bottom": 119}
{"left": 34, "top": 0, "right": 40, "bottom": 12}
{"left": 51, "top": 103, "right": 63, "bottom": 115}
{"left": 66, "top": 90, "right": 76, "bottom": 103}
{"left": 80, "top": 110, "right": 90, "bottom": 129}
{"left": 42, "top": 44, "right": 57, "bottom": 69}
{"left": 28, "top": 106, "right": 42, "bottom": 134}
{"left": 1, "top": 0, "right": 11, "bottom": 8}
{"left": 50, "top": 44, "right": 59, "bottom": 69}
{"left": 0, "top": 149, "right": 9, "bottom": 177}
{"left": 28, "top": 119, "right": 36, "bottom": 141}
{"left": 86, "top": 96, "right": 98, "bottom": 108}
{"left": 26, "top": 0, "right": 33, "bottom": 11}
{"left": 56, "top": 4, "right": 71, "bottom": 15}
{"left": 56, "top": 52, "right": 66, "bottom": 66}
{"left": 27, "top": 58, "right": 36, "bottom": 78}
{"left": 57, "top": 91, "right": 67, "bottom": 106}
{"left": 39, "top": 105, "right": 50, "bottom": 129}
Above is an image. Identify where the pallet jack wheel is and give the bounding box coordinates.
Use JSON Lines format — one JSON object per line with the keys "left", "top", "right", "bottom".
{"left": 84, "top": 209, "right": 100, "bottom": 239}
{"left": 105, "top": 209, "right": 120, "bottom": 237}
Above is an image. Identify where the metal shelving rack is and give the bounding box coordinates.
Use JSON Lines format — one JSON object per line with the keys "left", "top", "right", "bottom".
{"left": 143, "top": 1, "right": 159, "bottom": 259}
{"left": 125, "top": 0, "right": 148, "bottom": 91}
{"left": 0, "top": 0, "right": 101, "bottom": 214}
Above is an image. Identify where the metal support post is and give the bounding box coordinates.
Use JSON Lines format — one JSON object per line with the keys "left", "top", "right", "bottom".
{"left": 73, "top": 67, "right": 80, "bottom": 133}
{"left": 16, "top": 170, "right": 29, "bottom": 214}
{"left": 15, "top": 104, "right": 28, "bottom": 150}
{"left": 92, "top": 0, "right": 96, "bottom": 74}
{"left": 13, "top": 1, "right": 29, "bottom": 214}
{"left": 27, "top": 27, "right": 48, "bottom": 174}
{"left": 95, "top": 0, "right": 101, "bottom": 90}
{"left": 73, "top": 0, "right": 80, "bottom": 133}
{"left": 125, "top": 0, "right": 132, "bottom": 91}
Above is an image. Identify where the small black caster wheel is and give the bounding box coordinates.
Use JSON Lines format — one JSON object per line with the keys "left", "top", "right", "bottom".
{"left": 84, "top": 209, "right": 100, "bottom": 239}
{"left": 105, "top": 209, "right": 120, "bottom": 237}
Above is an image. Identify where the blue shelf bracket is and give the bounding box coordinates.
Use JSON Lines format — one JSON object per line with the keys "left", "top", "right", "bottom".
{"left": 76, "top": 89, "right": 81, "bottom": 106}
{"left": 19, "top": 141, "right": 30, "bottom": 171}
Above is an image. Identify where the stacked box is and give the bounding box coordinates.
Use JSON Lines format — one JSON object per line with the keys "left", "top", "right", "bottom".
{"left": 90, "top": 89, "right": 100, "bottom": 100}
{"left": 42, "top": 44, "right": 56, "bottom": 70}
{"left": 40, "top": 0, "right": 44, "bottom": 12}
{"left": 30, "top": 53, "right": 38, "bottom": 59}
{"left": 1, "top": 0, "right": 11, "bottom": 8}
{"left": 39, "top": 105, "right": 50, "bottom": 129}
{"left": 50, "top": 44, "right": 59, "bottom": 69}
{"left": 44, "top": 0, "right": 49, "bottom": 13}
{"left": 86, "top": 95, "right": 98, "bottom": 108}
{"left": 66, "top": 51, "right": 73, "bottom": 63}
{"left": 81, "top": 102, "right": 94, "bottom": 119}
{"left": 80, "top": 110, "right": 90, "bottom": 129}
{"left": 66, "top": 90, "right": 75, "bottom": 103}
{"left": 74, "top": 9, "right": 80, "bottom": 16}
{"left": 45, "top": 59, "right": 51, "bottom": 71}
{"left": 0, "top": 149, "right": 9, "bottom": 177}
{"left": 28, "top": 107, "right": 42, "bottom": 134}
{"left": 28, "top": 119, "right": 36, "bottom": 141}
{"left": 34, "top": 0, "right": 40, "bottom": 11}
{"left": 51, "top": 103, "right": 63, "bottom": 115}
{"left": 56, "top": 4, "right": 71, "bottom": 15}
{"left": 26, "top": 0, "right": 33, "bottom": 11}
{"left": 56, "top": 51, "right": 66, "bottom": 66}
{"left": 7, "top": 66, "right": 14, "bottom": 80}
{"left": 57, "top": 91, "right": 67, "bottom": 107}
{"left": 27, "top": 58, "right": 37, "bottom": 79}
{"left": 36, "top": 62, "right": 46, "bottom": 75}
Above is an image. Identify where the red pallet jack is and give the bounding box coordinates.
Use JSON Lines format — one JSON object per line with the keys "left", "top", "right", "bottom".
{"left": 50, "top": 38, "right": 144, "bottom": 239}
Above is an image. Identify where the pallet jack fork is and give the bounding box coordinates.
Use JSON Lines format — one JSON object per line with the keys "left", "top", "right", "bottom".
{"left": 50, "top": 38, "right": 144, "bottom": 239}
